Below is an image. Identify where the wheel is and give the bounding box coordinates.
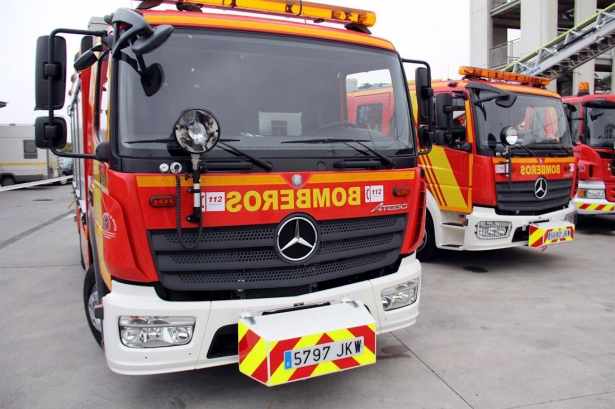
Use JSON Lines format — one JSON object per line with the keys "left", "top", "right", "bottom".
{"left": 417, "top": 213, "right": 437, "bottom": 262}
{"left": 315, "top": 121, "right": 358, "bottom": 133}
{"left": 60, "top": 173, "right": 69, "bottom": 185}
{"left": 83, "top": 265, "right": 103, "bottom": 347}
{"left": 1, "top": 176, "right": 15, "bottom": 187}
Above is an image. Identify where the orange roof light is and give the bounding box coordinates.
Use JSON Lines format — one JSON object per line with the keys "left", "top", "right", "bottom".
{"left": 162, "top": 0, "right": 376, "bottom": 27}
{"left": 578, "top": 82, "right": 589, "bottom": 92}
{"left": 458, "top": 66, "right": 551, "bottom": 87}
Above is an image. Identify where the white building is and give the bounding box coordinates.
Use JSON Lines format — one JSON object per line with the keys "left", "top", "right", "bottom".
{"left": 470, "top": 0, "right": 615, "bottom": 95}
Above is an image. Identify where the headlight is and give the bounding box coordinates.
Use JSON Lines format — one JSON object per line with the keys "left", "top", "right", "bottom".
{"left": 476, "top": 221, "right": 512, "bottom": 239}
{"left": 381, "top": 279, "right": 420, "bottom": 311}
{"left": 119, "top": 316, "right": 195, "bottom": 348}
{"left": 579, "top": 189, "right": 605, "bottom": 199}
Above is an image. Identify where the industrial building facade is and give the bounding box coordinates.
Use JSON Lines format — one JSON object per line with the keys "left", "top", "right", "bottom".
{"left": 470, "top": 0, "right": 615, "bottom": 95}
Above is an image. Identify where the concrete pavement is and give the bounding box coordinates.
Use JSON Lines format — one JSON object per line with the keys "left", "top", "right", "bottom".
{"left": 0, "top": 185, "right": 613, "bottom": 409}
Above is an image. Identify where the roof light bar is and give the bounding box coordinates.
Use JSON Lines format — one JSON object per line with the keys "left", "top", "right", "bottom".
{"left": 459, "top": 66, "right": 550, "bottom": 87}
{"left": 164, "top": 0, "right": 376, "bottom": 27}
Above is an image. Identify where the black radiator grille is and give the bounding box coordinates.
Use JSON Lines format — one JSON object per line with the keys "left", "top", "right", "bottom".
{"left": 495, "top": 179, "right": 572, "bottom": 215}
{"left": 148, "top": 214, "right": 407, "bottom": 293}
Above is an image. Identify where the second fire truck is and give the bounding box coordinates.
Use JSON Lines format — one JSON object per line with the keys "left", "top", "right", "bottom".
{"left": 410, "top": 67, "right": 577, "bottom": 260}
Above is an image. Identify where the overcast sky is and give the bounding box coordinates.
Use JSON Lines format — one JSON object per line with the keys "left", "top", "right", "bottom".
{"left": 0, "top": 0, "right": 469, "bottom": 124}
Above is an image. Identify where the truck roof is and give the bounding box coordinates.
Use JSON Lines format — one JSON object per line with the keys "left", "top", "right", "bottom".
{"left": 141, "top": 9, "right": 396, "bottom": 52}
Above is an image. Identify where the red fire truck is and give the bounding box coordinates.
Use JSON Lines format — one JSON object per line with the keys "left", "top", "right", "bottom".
{"left": 33, "top": 0, "right": 432, "bottom": 384}
{"left": 407, "top": 67, "right": 577, "bottom": 261}
{"left": 562, "top": 83, "right": 615, "bottom": 215}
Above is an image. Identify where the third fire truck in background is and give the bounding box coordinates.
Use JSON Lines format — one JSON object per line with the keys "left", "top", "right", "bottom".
{"left": 409, "top": 67, "right": 577, "bottom": 260}
{"left": 563, "top": 83, "right": 615, "bottom": 215}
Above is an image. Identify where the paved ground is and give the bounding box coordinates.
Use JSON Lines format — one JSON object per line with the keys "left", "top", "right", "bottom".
{"left": 0, "top": 185, "right": 614, "bottom": 409}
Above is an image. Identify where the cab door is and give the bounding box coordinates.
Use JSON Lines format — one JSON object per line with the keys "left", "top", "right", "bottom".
{"left": 421, "top": 92, "right": 473, "bottom": 213}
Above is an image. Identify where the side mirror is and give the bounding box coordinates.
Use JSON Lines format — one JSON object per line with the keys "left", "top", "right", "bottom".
{"left": 435, "top": 93, "right": 453, "bottom": 129}
{"left": 111, "top": 8, "right": 173, "bottom": 58}
{"left": 435, "top": 129, "right": 452, "bottom": 146}
{"left": 402, "top": 59, "right": 433, "bottom": 151}
{"left": 415, "top": 67, "right": 433, "bottom": 150}
{"left": 35, "top": 36, "right": 67, "bottom": 110}
{"left": 415, "top": 67, "right": 432, "bottom": 122}
{"left": 74, "top": 49, "right": 98, "bottom": 71}
{"left": 35, "top": 116, "right": 67, "bottom": 149}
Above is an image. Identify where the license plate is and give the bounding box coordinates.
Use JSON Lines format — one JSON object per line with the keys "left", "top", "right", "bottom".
{"left": 548, "top": 229, "right": 571, "bottom": 241}
{"left": 284, "top": 337, "right": 364, "bottom": 370}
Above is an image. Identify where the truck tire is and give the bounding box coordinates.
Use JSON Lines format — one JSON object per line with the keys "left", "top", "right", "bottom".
{"left": 417, "top": 213, "right": 437, "bottom": 262}
{"left": 1, "top": 176, "right": 15, "bottom": 187}
{"left": 83, "top": 265, "right": 103, "bottom": 348}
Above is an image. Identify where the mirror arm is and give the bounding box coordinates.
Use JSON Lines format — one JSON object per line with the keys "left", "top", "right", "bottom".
{"left": 47, "top": 29, "right": 107, "bottom": 121}
{"left": 49, "top": 144, "right": 97, "bottom": 160}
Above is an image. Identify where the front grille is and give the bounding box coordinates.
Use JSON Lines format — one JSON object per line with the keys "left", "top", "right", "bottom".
{"left": 495, "top": 179, "right": 572, "bottom": 215}
{"left": 149, "top": 214, "right": 407, "bottom": 294}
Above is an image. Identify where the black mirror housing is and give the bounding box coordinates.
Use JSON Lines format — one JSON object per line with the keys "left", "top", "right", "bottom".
{"left": 35, "top": 36, "right": 67, "bottom": 110}
{"left": 415, "top": 67, "right": 433, "bottom": 121}
{"left": 74, "top": 49, "right": 98, "bottom": 71}
{"left": 35, "top": 116, "right": 67, "bottom": 149}
{"left": 435, "top": 93, "right": 453, "bottom": 129}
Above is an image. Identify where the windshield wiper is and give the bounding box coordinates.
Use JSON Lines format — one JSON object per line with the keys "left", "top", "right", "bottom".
{"left": 529, "top": 140, "right": 572, "bottom": 156}
{"left": 125, "top": 136, "right": 175, "bottom": 144}
{"left": 216, "top": 141, "right": 273, "bottom": 172}
{"left": 510, "top": 144, "right": 536, "bottom": 157}
{"left": 125, "top": 137, "right": 272, "bottom": 171}
{"left": 281, "top": 138, "right": 396, "bottom": 168}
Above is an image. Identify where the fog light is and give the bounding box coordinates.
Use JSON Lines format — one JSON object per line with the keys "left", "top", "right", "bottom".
{"left": 381, "top": 279, "right": 419, "bottom": 311}
{"left": 564, "top": 212, "right": 577, "bottom": 224}
{"left": 119, "top": 316, "right": 195, "bottom": 348}
{"left": 476, "top": 221, "right": 512, "bottom": 239}
{"left": 580, "top": 189, "right": 605, "bottom": 199}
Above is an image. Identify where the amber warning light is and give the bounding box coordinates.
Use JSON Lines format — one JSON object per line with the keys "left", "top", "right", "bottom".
{"left": 150, "top": 195, "right": 177, "bottom": 208}
{"left": 393, "top": 187, "right": 411, "bottom": 197}
{"left": 163, "top": 0, "right": 376, "bottom": 27}
{"left": 459, "top": 66, "right": 550, "bottom": 87}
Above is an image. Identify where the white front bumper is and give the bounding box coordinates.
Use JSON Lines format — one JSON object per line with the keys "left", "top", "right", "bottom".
{"left": 451, "top": 203, "right": 576, "bottom": 251}
{"left": 102, "top": 256, "right": 421, "bottom": 375}
{"left": 573, "top": 180, "right": 615, "bottom": 215}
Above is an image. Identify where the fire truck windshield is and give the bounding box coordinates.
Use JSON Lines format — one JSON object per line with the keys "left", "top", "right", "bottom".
{"left": 473, "top": 92, "right": 572, "bottom": 156}
{"left": 117, "top": 29, "right": 414, "bottom": 166}
{"left": 586, "top": 105, "right": 615, "bottom": 147}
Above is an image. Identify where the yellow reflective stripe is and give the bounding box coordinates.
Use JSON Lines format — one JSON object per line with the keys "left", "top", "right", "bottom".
{"left": 238, "top": 321, "right": 249, "bottom": 342}
{"left": 352, "top": 347, "right": 376, "bottom": 365}
{"left": 269, "top": 362, "right": 295, "bottom": 385}
{"left": 239, "top": 337, "right": 268, "bottom": 376}
{"left": 136, "top": 174, "right": 287, "bottom": 187}
{"left": 308, "top": 171, "right": 414, "bottom": 184}
{"left": 325, "top": 328, "right": 356, "bottom": 342}
{"left": 528, "top": 228, "right": 543, "bottom": 245}
{"left": 309, "top": 361, "right": 340, "bottom": 377}
{"left": 428, "top": 147, "right": 467, "bottom": 210}
{"left": 0, "top": 162, "right": 48, "bottom": 166}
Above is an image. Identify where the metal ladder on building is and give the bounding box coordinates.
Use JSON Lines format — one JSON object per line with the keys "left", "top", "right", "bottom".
{"left": 503, "top": 3, "right": 615, "bottom": 79}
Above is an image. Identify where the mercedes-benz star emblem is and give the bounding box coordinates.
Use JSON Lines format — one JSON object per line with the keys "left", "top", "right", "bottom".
{"left": 534, "top": 177, "right": 548, "bottom": 199}
{"left": 291, "top": 174, "right": 303, "bottom": 187}
{"left": 276, "top": 216, "right": 318, "bottom": 262}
